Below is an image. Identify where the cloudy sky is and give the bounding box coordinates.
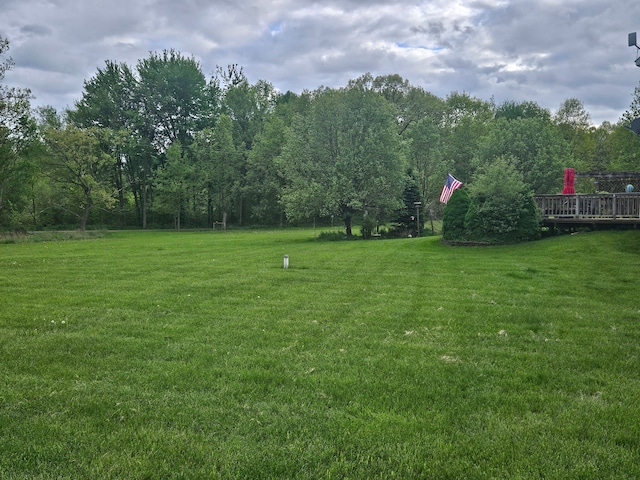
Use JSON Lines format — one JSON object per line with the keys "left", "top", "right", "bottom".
{"left": 1, "top": 0, "right": 640, "bottom": 125}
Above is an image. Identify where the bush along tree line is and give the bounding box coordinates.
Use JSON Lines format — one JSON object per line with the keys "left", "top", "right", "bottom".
{"left": 2, "top": 37, "right": 640, "bottom": 238}
{"left": 442, "top": 157, "right": 541, "bottom": 244}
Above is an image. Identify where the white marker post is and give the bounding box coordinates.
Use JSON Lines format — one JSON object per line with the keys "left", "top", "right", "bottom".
{"left": 283, "top": 254, "right": 289, "bottom": 269}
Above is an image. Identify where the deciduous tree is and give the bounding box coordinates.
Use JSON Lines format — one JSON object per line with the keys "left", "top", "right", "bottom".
{"left": 281, "top": 87, "right": 405, "bottom": 235}
{"left": 440, "top": 92, "right": 494, "bottom": 182}
{"left": 405, "top": 117, "right": 445, "bottom": 204}
{"left": 246, "top": 114, "right": 288, "bottom": 224}
{"left": 553, "top": 98, "right": 594, "bottom": 172}
{"left": 475, "top": 116, "right": 570, "bottom": 193}
{"left": 153, "top": 143, "right": 194, "bottom": 230}
{"left": 42, "top": 122, "right": 116, "bottom": 230}
{"left": 191, "top": 114, "right": 239, "bottom": 227}
{"left": 0, "top": 36, "right": 35, "bottom": 228}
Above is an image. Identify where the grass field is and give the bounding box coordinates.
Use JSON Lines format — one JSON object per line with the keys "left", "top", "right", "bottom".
{"left": 1, "top": 229, "right": 639, "bottom": 479}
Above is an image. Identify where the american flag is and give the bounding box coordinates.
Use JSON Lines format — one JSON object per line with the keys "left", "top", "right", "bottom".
{"left": 439, "top": 174, "right": 463, "bottom": 204}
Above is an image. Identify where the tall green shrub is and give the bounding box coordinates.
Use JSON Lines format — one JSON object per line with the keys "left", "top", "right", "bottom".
{"left": 442, "top": 188, "right": 470, "bottom": 241}
{"left": 464, "top": 156, "right": 540, "bottom": 243}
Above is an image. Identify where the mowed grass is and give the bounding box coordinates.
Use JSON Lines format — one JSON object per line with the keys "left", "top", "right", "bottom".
{"left": 1, "top": 229, "right": 639, "bottom": 479}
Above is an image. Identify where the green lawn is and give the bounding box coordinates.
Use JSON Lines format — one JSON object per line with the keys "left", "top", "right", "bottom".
{"left": 1, "top": 229, "right": 639, "bottom": 479}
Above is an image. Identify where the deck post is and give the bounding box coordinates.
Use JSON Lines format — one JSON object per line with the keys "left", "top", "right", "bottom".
{"left": 612, "top": 194, "right": 617, "bottom": 219}
{"left": 575, "top": 196, "right": 579, "bottom": 217}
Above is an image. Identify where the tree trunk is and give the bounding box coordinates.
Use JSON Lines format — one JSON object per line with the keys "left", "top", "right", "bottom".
{"left": 31, "top": 195, "right": 36, "bottom": 229}
{"left": 207, "top": 187, "right": 214, "bottom": 227}
{"left": 132, "top": 185, "right": 141, "bottom": 226}
{"left": 80, "top": 195, "right": 92, "bottom": 232}
{"left": 117, "top": 158, "right": 125, "bottom": 227}
{"left": 430, "top": 209, "right": 435, "bottom": 235}
{"left": 344, "top": 214, "right": 352, "bottom": 237}
{"left": 142, "top": 175, "right": 147, "bottom": 229}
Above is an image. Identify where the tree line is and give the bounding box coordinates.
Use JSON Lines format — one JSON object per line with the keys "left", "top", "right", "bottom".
{"left": 2, "top": 37, "right": 640, "bottom": 233}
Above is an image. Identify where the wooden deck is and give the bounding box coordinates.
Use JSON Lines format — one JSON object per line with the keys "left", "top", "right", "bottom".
{"left": 534, "top": 193, "right": 640, "bottom": 227}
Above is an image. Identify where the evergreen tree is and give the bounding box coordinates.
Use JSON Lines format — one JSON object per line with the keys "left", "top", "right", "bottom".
{"left": 392, "top": 175, "right": 422, "bottom": 237}
{"left": 442, "top": 188, "right": 470, "bottom": 241}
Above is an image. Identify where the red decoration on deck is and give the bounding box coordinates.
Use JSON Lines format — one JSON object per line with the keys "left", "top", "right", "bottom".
{"left": 562, "top": 168, "right": 575, "bottom": 194}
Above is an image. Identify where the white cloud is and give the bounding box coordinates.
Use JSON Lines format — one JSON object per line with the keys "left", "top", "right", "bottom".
{"left": 1, "top": 0, "right": 640, "bottom": 124}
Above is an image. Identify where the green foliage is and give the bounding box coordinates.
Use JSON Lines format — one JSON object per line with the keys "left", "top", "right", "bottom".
{"left": 4, "top": 42, "right": 640, "bottom": 231}
{"left": 621, "top": 81, "right": 640, "bottom": 126}
{"left": 0, "top": 36, "right": 36, "bottom": 229}
{"left": 495, "top": 100, "right": 551, "bottom": 121}
{"left": 464, "top": 156, "right": 541, "bottom": 243}
{"left": 440, "top": 92, "right": 494, "bottom": 182}
{"left": 70, "top": 60, "right": 138, "bottom": 130}
{"left": 442, "top": 158, "right": 540, "bottom": 244}
{"left": 191, "top": 114, "right": 240, "bottom": 225}
{"left": 391, "top": 176, "right": 422, "bottom": 237}
{"left": 222, "top": 75, "right": 277, "bottom": 152}
{"left": 153, "top": 143, "right": 195, "bottom": 229}
{"left": 404, "top": 118, "right": 444, "bottom": 204}
{"left": 0, "top": 230, "right": 106, "bottom": 243}
{"left": 136, "top": 49, "right": 208, "bottom": 148}
{"left": 360, "top": 215, "right": 376, "bottom": 239}
{"left": 476, "top": 116, "right": 569, "bottom": 193}
{"left": 552, "top": 98, "right": 594, "bottom": 173}
{"left": 280, "top": 87, "right": 405, "bottom": 236}
{"left": 68, "top": 52, "right": 220, "bottom": 229}
{"left": 441, "top": 187, "right": 470, "bottom": 241}
{"left": 246, "top": 114, "right": 288, "bottom": 224}
{"left": 42, "top": 124, "right": 116, "bottom": 231}
{"left": 603, "top": 124, "right": 640, "bottom": 171}
{"left": 553, "top": 98, "right": 591, "bottom": 130}
{"left": 317, "top": 229, "right": 350, "bottom": 241}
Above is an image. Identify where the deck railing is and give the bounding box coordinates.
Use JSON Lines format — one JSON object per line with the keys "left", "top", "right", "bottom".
{"left": 534, "top": 194, "right": 640, "bottom": 221}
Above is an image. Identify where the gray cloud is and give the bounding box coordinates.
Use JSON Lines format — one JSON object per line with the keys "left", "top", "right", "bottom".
{"left": 20, "top": 24, "right": 53, "bottom": 37}
{"left": 1, "top": 0, "right": 639, "bottom": 124}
